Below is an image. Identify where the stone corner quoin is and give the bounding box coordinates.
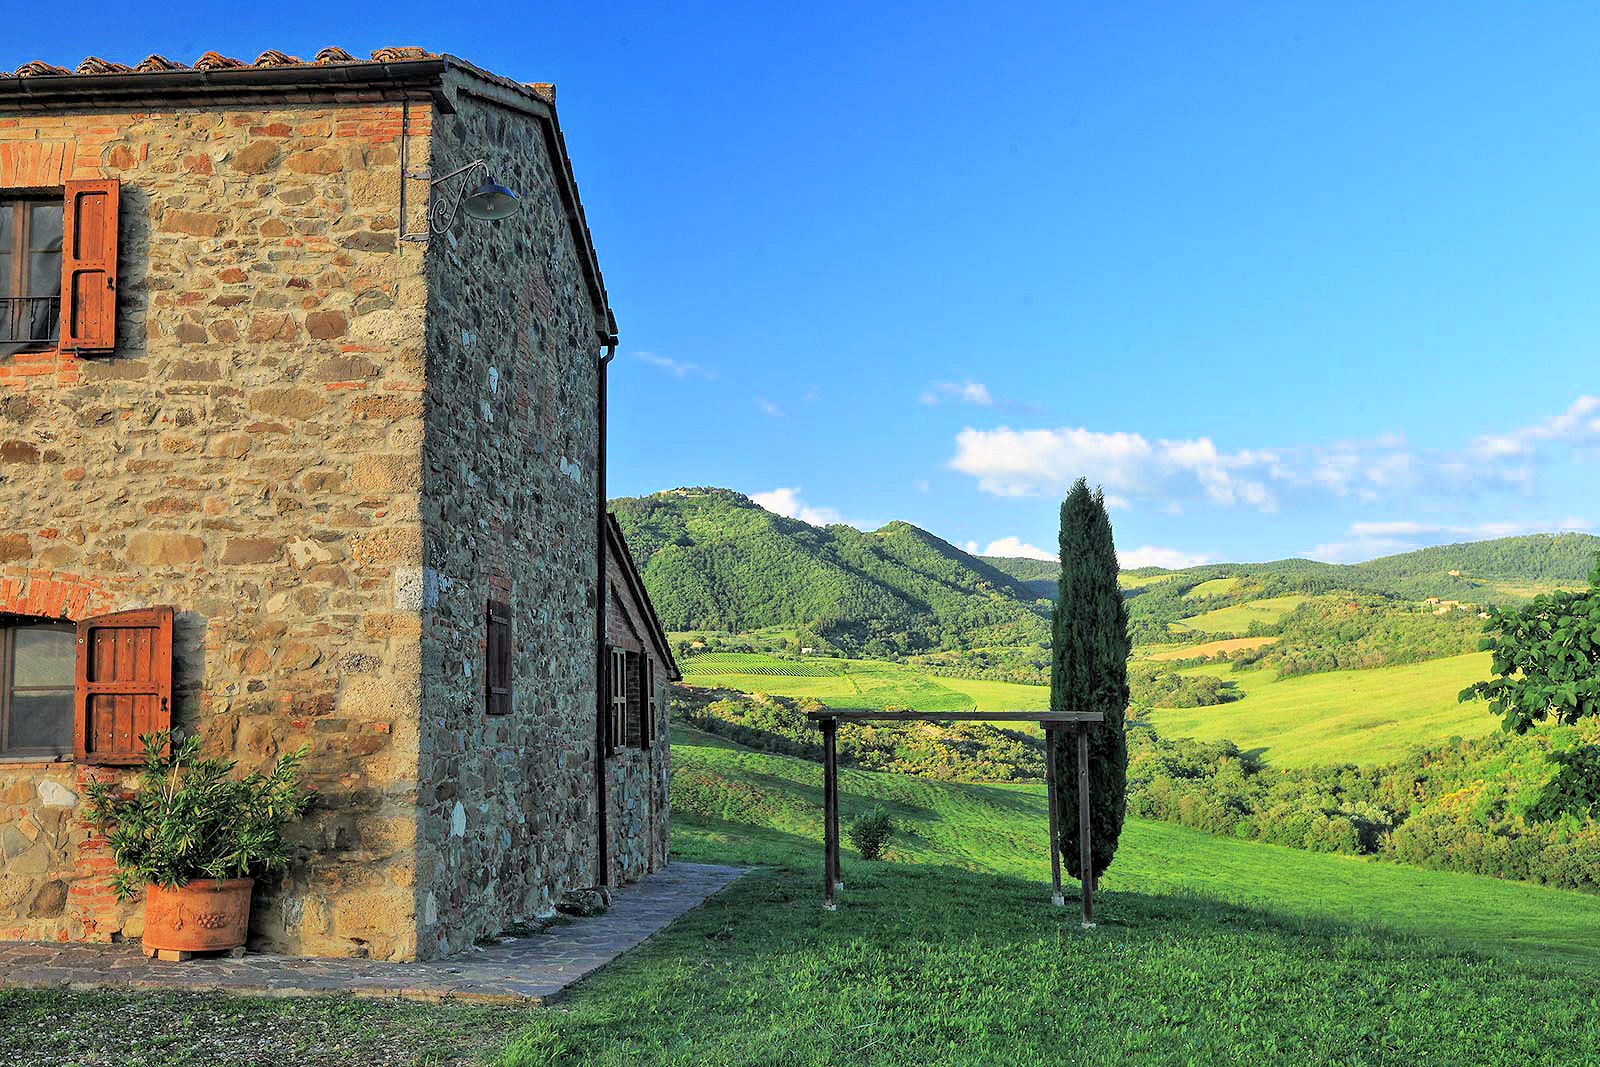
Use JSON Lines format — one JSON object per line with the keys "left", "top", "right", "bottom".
{"left": 0, "top": 58, "right": 671, "bottom": 962}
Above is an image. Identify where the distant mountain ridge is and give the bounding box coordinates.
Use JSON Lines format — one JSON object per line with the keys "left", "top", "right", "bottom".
{"left": 991, "top": 532, "right": 1600, "bottom": 603}
{"left": 608, "top": 488, "right": 1050, "bottom": 656}
{"left": 610, "top": 487, "right": 1600, "bottom": 653}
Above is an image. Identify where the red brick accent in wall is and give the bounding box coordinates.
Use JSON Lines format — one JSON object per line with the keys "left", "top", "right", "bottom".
{"left": 0, "top": 569, "right": 117, "bottom": 620}
{"left": 65, "top": 764, "right": 124, "bottom": 941}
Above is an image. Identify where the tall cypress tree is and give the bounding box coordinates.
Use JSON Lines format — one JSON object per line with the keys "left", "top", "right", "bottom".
{"left": 1051, "top": 478, "right": 1130, "bottom": 881}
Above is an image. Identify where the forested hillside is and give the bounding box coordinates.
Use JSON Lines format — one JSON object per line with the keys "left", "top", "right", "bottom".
{"left": 611, "top": 489, "right": 1598, "bottom": 662}
{"left": 990, "top": 532, "right": 1600, "bottom": 606}
{"left": 609, "top": 488, "right": 1049, "bottom": 656}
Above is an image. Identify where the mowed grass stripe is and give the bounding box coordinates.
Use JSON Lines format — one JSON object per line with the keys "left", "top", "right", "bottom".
{"left": 1146, "top": 652, "right": 1495, "bottom": 766}
{"left": 1173, "top": 594, "right": 1310, "bottom": 635}
{"left": 678, "top": 652, "right": 1048, "bottom": 713}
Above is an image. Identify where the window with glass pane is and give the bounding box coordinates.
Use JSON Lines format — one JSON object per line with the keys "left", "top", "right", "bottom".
{"left": 1, "top": 620, "right": 75, "bottom": 758}
{"left": 1, "top": 197, "right": 63, "bottom": 352}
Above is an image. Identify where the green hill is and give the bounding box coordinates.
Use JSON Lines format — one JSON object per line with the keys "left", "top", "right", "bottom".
{"left": 988, "top": 531, "right": 1600, "bottom": 606}
{"left": 664, "top": 730, "right": 1600, "bottom": 970}
{"left": 484, "top": 730, "right": 1600, "bottom": 1063}
{"left": 610, "top": 488, "right": 1049, "bottom": 656}
{"left": 611, "top": 489, "right": 1597, "bottom": 668}
{"left": 19, "top": 733, "right": 1600, "bottom": 1067}
{"left": 1144, "top": 652, "right": 1495, "bottom": 766}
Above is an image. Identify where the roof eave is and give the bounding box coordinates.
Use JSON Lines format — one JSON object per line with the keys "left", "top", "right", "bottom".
{"left": 0, "top": 58, "right": 452, "bottom": 112}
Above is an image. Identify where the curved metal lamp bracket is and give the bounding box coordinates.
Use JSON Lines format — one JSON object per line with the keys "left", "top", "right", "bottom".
{"left": 401, "top": 158, "right": 491, "bottom": 242}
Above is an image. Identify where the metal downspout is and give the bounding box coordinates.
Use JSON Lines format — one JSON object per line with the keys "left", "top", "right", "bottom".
{"left": 595, "top": 343, "right": 616, "bottom": 886}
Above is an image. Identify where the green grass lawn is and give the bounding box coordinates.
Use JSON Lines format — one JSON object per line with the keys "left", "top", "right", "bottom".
{"left": 494, "top": 733, "right": 1600, "bottom": 1064}
{"left": 681, "top": 652, "right": 1047, "bottom": 713}
{"left": 11, "top": 729, "right": 1600, "bottom": 1066}
{"left": 1146, "top": 652, "right": 1495, "bottom": 766}
{"left": 1172, "top": 594, "right": 1310, "bottom": 635}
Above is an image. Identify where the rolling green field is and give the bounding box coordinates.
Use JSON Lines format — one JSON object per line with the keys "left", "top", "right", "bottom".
{"left": 15, "top": 729, "right": 1600, "bottom": 1066}
{"left": 680, "top": 652, "right": 1048, "bottom": 712}
{"left": 1145, "top": 635, "right": 1278, "bottom": 661}
{"left": 1146, "top": 652, "right": 1496, "bottom": 766}
{"left": 492, "top": 732, "right": 1600, "bottom": 1063}
{"left": 1182, "top": 576, "right": 1241, "bottom": 599}
{"left": 1172, "top": 594, "right": 1310, "bottom": 635}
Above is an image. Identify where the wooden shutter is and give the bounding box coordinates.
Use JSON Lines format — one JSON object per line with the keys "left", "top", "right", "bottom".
{"left": 642, "top": 657, "right": 654, "bottom": 750}
{"left": 74, "top": 606, "right": 173, "bottom": 765}
{"left": 608, "top": 648, "right": 627, "bottom": 754}
{"left": 59, "top": 178, "right": 119, "bottom": 353}
{"left": 486, "top": 600, "right": 512, "bottom": 715}
{"left": 625, "top": 651, "right": 643, "bottom": 748}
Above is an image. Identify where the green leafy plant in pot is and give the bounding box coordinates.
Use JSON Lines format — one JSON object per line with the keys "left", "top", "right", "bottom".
{"left": 83, "top": 730, "right": 311, "bottom": 959}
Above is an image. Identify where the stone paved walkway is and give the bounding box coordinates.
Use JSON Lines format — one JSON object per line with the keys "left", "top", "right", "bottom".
{"left": 0, "top": 862, "right": 745, "bottom": 1004}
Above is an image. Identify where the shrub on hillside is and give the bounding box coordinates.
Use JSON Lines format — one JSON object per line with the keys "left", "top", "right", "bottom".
{"left": 1124, "top": 718, "right": 1600, "bottom": 891}
{"left": 848, "top": 808, "right": 895, "bottom": 860}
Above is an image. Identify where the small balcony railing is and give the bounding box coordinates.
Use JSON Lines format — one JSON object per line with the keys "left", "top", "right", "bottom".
{"left": 0, "top": 296, "right": 60, "bottom": 346}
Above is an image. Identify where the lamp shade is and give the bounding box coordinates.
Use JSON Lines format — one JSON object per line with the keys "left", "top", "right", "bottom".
{"left": 462, "top": 179, "right": 520, "bottom": 221}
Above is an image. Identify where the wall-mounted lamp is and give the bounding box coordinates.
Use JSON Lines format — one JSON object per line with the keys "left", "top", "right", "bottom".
{"left": 401, "top": 158, "right": 520, "bottom": 242}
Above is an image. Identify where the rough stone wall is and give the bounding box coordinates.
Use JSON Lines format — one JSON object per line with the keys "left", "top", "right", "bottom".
{"left": 0, "top": 101, "right": 432, "bottom": 958}
{"left": 413, "top": 76, "right": 604, "bottom": 959}
{"left": 603, "top": 552, "right": 672, "bottom": 881}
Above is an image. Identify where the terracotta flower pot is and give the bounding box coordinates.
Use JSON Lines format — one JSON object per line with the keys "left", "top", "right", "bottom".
{"left": 141, "top": 877, "right": 254, "bottom": 955}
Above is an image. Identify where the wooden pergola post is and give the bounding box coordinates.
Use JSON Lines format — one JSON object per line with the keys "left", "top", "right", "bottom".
{"left": 1077, "top": 723, "right": 1095, "bottom": 929}
{"left": 822, "top": 715, "right": 841, "bottom": 909}
{"left": 1044, "top": 726, "right": 1063, "bottom": 906}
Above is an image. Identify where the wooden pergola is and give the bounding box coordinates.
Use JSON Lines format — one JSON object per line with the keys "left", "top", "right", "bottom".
{"left": 806, "top": 710, "right": 1104, "bottom": 927}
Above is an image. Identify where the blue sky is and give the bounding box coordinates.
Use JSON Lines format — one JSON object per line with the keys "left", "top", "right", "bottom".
{"left": 13, "top": 3, "right": 1600, "bottom": 566}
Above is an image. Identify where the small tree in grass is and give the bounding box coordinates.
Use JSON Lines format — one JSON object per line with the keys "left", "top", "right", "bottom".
{"left": 1051, "top": 478, "right": 1130, "bottom": 883}
{"left": 1460, "top": 555, "right": 1600, "bottom": 733}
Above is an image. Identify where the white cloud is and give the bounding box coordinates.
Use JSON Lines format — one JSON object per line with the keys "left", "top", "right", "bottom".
{"left": 981, "top": 536, "right": 1054, "bottom": 561}
{"left": 947, "top": 394, "right": 1600, "bottom": 512}
{"left": 751, "top": 487, "right": 874, "bottom": 529}
{"left": 948, "top": 426, "right": 1277, "bottom": 511}
{"left": 921, "top": 380, "right": 994, "bottom": 406}
{"left": 1306, "top": 516, "right": 1596, "bottom": 563}
{"left": 1118, "top": 546, "right": 1210, "bottom": 570}
{"left": 633, "top": 351, "right": 716, "bottom": 380}
{"left": 754, "top": 397, "right": 785, "bottom": 418}
{"left": 1468, "top": 395, "right": 1600, "bottom": 459}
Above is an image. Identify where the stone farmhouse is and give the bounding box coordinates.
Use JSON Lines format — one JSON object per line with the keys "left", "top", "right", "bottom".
{"left": 0, "top": 46, "right": 678, "bottom": 961}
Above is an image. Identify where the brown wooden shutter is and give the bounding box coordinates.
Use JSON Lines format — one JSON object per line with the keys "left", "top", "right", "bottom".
{"left": 624, "top": 651, "right": 643, "bottom": 748}
{"left": 74, "top": 606, "right": 173, "bottom": 765}
{"left": 642, "top": 657, "right": 654, "bottom": 750}
{"left": 59, "top": 178, "right": 119, "bottom": 353}
{"left": 486, "top": 600, "right": 512, "bottom": 715}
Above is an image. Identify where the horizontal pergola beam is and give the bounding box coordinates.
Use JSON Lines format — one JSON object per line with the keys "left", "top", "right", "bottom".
{"left": 804, "top": 710, "right": 1103, "bottom": 724}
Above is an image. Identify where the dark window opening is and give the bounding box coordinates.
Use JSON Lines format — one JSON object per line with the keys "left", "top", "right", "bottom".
{"left": 0, "top": 196, "right": 64, "bottom": 355}
{"left": 486, "top": 599, "right": 512, "bottom": 715}
{"left": 0, "top": 618, "right": 75, "bottom": 759}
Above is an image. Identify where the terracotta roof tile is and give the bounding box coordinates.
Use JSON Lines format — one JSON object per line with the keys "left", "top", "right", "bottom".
{"left": 250, "top": 50, "right": 301, "bottom": 69}
{"left": 12, "top": 61, "right": 70, "bottom": 77}
{"left": 1, "top": 46, "right": 441, "bottom": 79}
{"left": 192, "top": 51, "right": 246, "bottom": 70}
{"left": 76, "top": 58, "right": 131, "bottom": 75}
{"left": 132, "top": 55, "right": 186, "bottom": 73}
